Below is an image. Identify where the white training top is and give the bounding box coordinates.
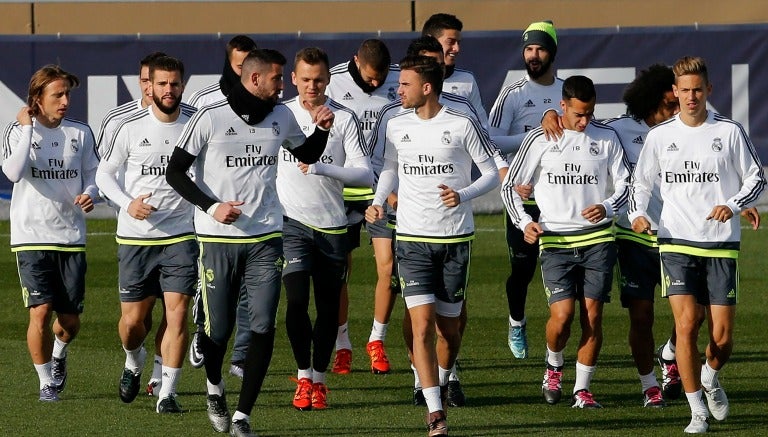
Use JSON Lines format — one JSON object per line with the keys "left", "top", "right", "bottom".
{"left": 96, "top": 105, "right": 196, "bottom": 244}
{"left": 374, "top": 106, "right": 499, "bottom": 241}
{"left": 278, "top": 97, "right": 372, "bottom": 229}
{"left": 501, "top": 121, "right": 631, "bottom": 237}
{"left": 2, "top": 118, "right": 98, "bottom": 250}
{"left": 175, "top": 99, "right": 308, "bottom": 240}
{"left": 489, "top": 75, "right": 564, "bottom": 158}
{"left": 96, "top": 98, "right": 143, "bottom": 156}
{"left": 628, "top": 111, "right": 765, "bottom": 249}
{"left": 187, "top": 82, "right": 225, "bottom": 109}
{"left": 443, "top": 67, "right": 488, "bottom": 126}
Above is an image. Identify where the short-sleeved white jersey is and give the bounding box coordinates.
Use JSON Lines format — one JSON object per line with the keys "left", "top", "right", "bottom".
{"left": 502, "top": 121, "right": 631, "bottom": 241}
{"left": 187, "top": 82, "right": 225, "bottom": 109}
{"left": 2, "top": 118, "right": 98, "bottom": 250}
{"left": 175, "top": 99, "right": 307, "bottom": 240}
{"left": 99, "top": 105, "right": 196, "bottom": 243}
{"left": 379, "top": 106, "right": 497, "bottom": 240}
{"left": 629, "top": 112, "right": 765, "bottom": 250}
{"left": 278, "top": 97, "right": 367, "bottom": 229}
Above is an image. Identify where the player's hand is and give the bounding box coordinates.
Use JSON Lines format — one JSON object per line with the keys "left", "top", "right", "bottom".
{"left": 386, "top": 192, "right": 398, "bottom": 211}
{"left": 297, "top": 162, "right": 312, "bottom": 174}
{"left": 741, "top": 207, "right": 760, "bottom": 230}
{"left": 706, "top": 205, "right": 734, "bottom": 223}
{"left": 310, "top": 104, "right": 335, "bottom": 130}
{"left": 541, "top": 109, "right": 564, "bottom": 141}
{"left": 365, "top": 205, "right": 385, "bottom": 223}
{"left": 127, "top": 193, "right": 157, "bottom": 220}
{"left": 581, "top": 204, "right": 606, "bottom": 224}
{"left": 515, "top": 184, "right": 533, "bottom": 200}
{"left": 213, "top": 201, "right": 244, "bottom": 224}
{"left": 74, "top": 194, "right": 94, "bottom": 213}
{"left": 523, "top": 222, "right": 543, "bottom": 244}
{"left": 438, "top": 184, "right": 460, "bottom": 207}
{"left": 631, "top": 216, "right": 653, "bottom": 235}
{"left": 17, "top": 106, "right": 33, "bottom": 126}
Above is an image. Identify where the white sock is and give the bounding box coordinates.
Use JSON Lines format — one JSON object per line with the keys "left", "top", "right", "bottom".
{"left": 686, "top": 390, "right": 709, "bottom": 417}
{"left": 438, "top": 366, "right": 451, "bottom": 387}
{"left": 312, "top": 369, "right": 326, "bottom": 385}
{"left": 123, "top": 345, "right": 146, "bottom": 374}
{"left": 573, "top": 361, "right": 596, "bottom": 393}
{"left": 639, "top": 371, "right": 659, "bottom": 393}
{"left": 701, "top": 361, "right": 719, "bottom": 389}
{"left": 662, "top": 339, "right": 676, "bottom": 361}
{"left": 158, "top": 366, "right": 181, "bottom": 399}
{"left": 368, "top": 320, "right": 388, "bottom": 342}
{"left": 423, "top": 386, "right": 442, "bottom": 413}
{"left": 207, "top": 379, "right": 224, "bottom": 396}
{"left": 232, "top": 411, "right": 249, "bottom": 423}
{"left": 546, "top": 346, "right": 564, "bottom": 368}
{"left": 53, "top": 336, "right": 69, "bottom": 359}
{"left": 335, "top": 323, "right": 352, "bottom": 350}
{"left": 509, "top": 315, "right": 526, "bottom": 327}
{"left": 34, "top": 362, "right": 54, "bottom": 389}
{"left": 448, "top": 362, "right": 460, "bottom": 382}
{"left": 151, "top": 355, "right": 163, "bottom": 381}
{"left": 297, "top": 368, "right": 312, "bottom": 381}
{"left": 411, "top": 363, "right": 421, "bottom": 388}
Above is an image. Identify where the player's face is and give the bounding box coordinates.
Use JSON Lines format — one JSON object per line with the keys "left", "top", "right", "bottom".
{"left": 648, "top": 90, "right": 680, "bottom": 127}
{"left": 255, "top": 63, "right": 284, "bottom": 103}
{"left": 229, "top": 49, "right": 250, "bottom": 77}
{"left": 673, "top": 73, "right": 711, "bottom": 121}
{"left": 357, "top": 61, "right": 388, "bottom": 88}
{"left": 151, "top": 69, "right": 184, "bottom": 115}
{"left": 436, "top": 29, "right": 461, "bottom": 67}
{"left": 524, "top": 45, "right": 553, "bottom": 80}
{"left": 35, "top": 78, "right": 71, "bottom": 128}
{"left": 398, "top": 69, "right": 427, "bottom": 109}
{"left": 560, "top": 97, "right": 595, "bottom": 132}
{"left": 292, "top": 60, "right": 330, "bottom": 107}
{"left": 139, "top": 65, "right": 153, "bottom": 107}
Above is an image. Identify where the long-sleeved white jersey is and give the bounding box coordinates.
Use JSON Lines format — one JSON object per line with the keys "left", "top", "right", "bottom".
{"left": 278, "top": 97, "right": 372, "bottom": 229}
{"left": 187, "top": 82, "right": 225, "bottom": 109}
{"left": 443, "top": 67, "right": 488, "bottom": 126}
{"left": 628, "top": 111, "right": 765, "bottom": 251}
{"left": 2, "top": 118, "right": 98, "bottom": 250}
{"left": 501, "top": 120, "right": 631, "bottom": 248}
{"left": 374, "top": 106, "right": 499, "bottom": 241}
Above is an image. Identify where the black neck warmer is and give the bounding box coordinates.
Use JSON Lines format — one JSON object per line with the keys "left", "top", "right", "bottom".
{"left": 219, "top": 57, "right": 241, "bottom": 97}
{"left": 227, "top": 83, "right": 275, "bottom": 126}
{"left": 444, "top": 64, "right": 456, "bottom": 80}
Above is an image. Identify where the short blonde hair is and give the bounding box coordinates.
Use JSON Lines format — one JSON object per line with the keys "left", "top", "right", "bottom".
{"left": 27, "top": 65, "right": 79, "bottom": 116}
{"left": 672, "top": 56, "right": 709, "bottom": 85}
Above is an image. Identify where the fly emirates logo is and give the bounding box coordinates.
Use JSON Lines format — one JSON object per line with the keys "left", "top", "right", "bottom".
{"left": 546, "top": 163, "right": 598, "bottom": 185}
{"left": 665, "top": 160, "right": 720, "bottom": 183}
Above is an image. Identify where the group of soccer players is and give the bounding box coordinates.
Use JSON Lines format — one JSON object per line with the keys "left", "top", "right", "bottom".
{"left": 3, "top": 13, "right": 764, "bottom": 436}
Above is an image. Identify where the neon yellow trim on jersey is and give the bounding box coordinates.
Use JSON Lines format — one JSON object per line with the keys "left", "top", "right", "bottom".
{"left": 198, "top": 242, "right": 212, "bottom": 337}
{"left": 11, "top": 245, "right": 85, "bottom": 253}
{"left": 523, "top": 199, "right": 537, "bottom": 206}
{"left": 658, "top": 244, "right": 739, "bottom": 259}
{"left": 396, "top": 234, "right": 475, "bottom": 244}
{"left": 539, "top": 227, "right": 615, "bottom": 250}
{"left": 196, "top": 233, "right": 282, "bottom": 244}
{"left": 115, "top": 234, "right": 196, "bottom": 246}
{"left": 304, "top": 223, "right": 347, "bottom": 235}
{"left": 343, "top": 186, "right": 375, "bottom": 201}
{"left": 615, "top": 227, "right": 658, "bottom": 248}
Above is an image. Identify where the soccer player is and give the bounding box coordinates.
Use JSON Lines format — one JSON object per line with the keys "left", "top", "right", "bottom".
{"left": 488, "top": 20, "right": 563, "bottom": 359}
{"left": 279, "top": 47, "right": 373, "bottom": 410}
{"left": 2, "top": 65, "right": 99, "bottom": 402}
{"left": 95, "top": 56, "right": 197, "bottom": 413}
{"left": 325, "top": 38, "right": 400, "bottom": 374}
{"left": 166, "top": 48, "right": 334, "bottom": 436}
{"left": 422, "top": 13, "right": 487, "bottom": 123}
{"left": 94, "top": 51, "right": 171, "bottom": 395}
{"left": 501, "top": 75, "right": 631, "bottom": 408}
{"left": 629, "top": 56, "right": 765, "bottom": 433}
{"left": 366, "top": 55, "right": 499, "bottom": 436}
{"left": 186, "top": 34, "right": 258, "bottom": 380}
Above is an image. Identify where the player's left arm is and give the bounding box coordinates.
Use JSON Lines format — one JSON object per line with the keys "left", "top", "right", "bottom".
{"left": 452, "top": 119, "right": 499, "bottom": 205}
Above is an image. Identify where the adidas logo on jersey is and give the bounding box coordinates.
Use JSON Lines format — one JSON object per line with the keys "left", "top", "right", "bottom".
{"left": 342, "top": 92, "right": 354, "bottom": 101}
{"left": 667, "top": 143, "right": 679, "bottom": 151}
{"left": 401, "top": 134, "right": 411, "bottom": 143}
{"left": 524, "top": 99, "right": 535, "bottom": 108}
{"left": 225, "top": 127, "right": 237, "bottom": 136}
{"left": 549, "top": 144, "right": 560, "bottom": 152}
{"left": 140, "top": 138, "right": 151, "bottom": 147}
{"left": 31, "top": 141, "right": 40, "bottom": 150}
{"left": 632, "top": 136, "right": 643, "bottom": 144}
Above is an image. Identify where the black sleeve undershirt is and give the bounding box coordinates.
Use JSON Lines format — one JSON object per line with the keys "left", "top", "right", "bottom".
{"left": 166, "top": 147, "right": 217, "bottom": 212}
{"left": 289, "top": 127, "right": 329, "bottom": 163}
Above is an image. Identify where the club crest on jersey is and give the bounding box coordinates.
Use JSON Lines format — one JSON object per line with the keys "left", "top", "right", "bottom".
{"left": 451, "top": 85, "right": 459, "bottom": 94}
{"left": 272, "top": 122, "right": 280, "bottom": 136}
{"left": 712, "top": 138, "right": 723, "bottom": 152}
{"left": 70, "top": 139, "right": 79, "bottom": 153}
{"left": 589, "top": 142, "right": 599, "bottom": 156}
{"left": 441, "top": 131, "right": 451, "bottom": 145}
{"left": 387, "top": 87, "right": 397, "bottom": 101}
